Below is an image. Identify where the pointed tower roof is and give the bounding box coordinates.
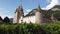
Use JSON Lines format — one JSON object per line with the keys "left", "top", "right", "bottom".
{"left": 15, "top": 5, "right": 23, "bottom": 13}
{"left": 18, "top": 5, "right": 23, "bottom": 11}
{"left": 15, "top": 0, "right": 23, "bottom": 13}
{"left": 37, "top": 4, "right": 41, "bottom": 12}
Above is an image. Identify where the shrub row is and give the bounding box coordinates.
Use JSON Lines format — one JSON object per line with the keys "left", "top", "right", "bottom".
{"left": 0, "top": 22, "right": 45, "bottom": 34}
{"left": 0, "top": 21, "right": 60, "bottom": 34}
{"left": 41, "top": 21, "right": 60, "bottom": 34}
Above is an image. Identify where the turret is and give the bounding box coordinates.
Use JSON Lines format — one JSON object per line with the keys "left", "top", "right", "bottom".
{"left": 13, "top": 5, "right": 24, "bottom": 23}
{"left": 18, "top": 5, "right": 24, "bottom": 23}
{"left": 18, "top": 5, "right": 24, "bottom": 16}
{"left": 35, "top": 4, "right": 43, "bottom": 24}
{"left": 38, "top": 4, "right": 41, "bottom": 12}
{"left": 18, "top": 5, "right": 23, "bottom": 11}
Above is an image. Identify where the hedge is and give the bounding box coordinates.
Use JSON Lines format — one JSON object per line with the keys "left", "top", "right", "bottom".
{"left": 0, "top": 21, "right": 60, "bottom": 34}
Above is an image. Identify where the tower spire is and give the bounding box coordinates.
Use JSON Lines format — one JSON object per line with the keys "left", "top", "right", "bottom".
{"left": 37, "top": 2, "right": 41, "bottom": 12}
{"left": 18, "top": 0, "right": 23, "bottom": 11}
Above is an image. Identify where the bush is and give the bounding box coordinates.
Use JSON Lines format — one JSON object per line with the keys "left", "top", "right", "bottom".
{"left": 40, "top": 21, "right": 60, "bottom": 34}
{"left": 0, "top": 21, "right": 60, "bottom": 34}
{"left": 0, "top": 22, "right": 45, "bottom": 34}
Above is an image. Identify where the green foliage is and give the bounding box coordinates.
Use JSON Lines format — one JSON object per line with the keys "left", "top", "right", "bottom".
{"left": 0, "top": 16, "right": 3, "bottom": 23}
{"left": 0, "top": 16, "right": 3, "bottom": 21}
{"left": 0, "top": 21, "right": 60, "bottom": 34}
{"left": 40, "top": 21, "right": 60, "bottom": 34}
{"left": 3, "top": 16, "right": 10, "bottom": 23}
{"left": 0, "top": 22, "right": 45, "bottom": 34}
{"left": 42, "top": 10, "right": 60, "bottom": 20}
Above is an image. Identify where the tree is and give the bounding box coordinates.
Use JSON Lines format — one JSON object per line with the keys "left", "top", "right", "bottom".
{"left": 3, "top": 16, "right": 10, "bottom": 23}
{"left": 0, "top": 16, "right": 3, "bottom": 23}
{"left": 0, "top": 16, "right": 3, "bottom": 21}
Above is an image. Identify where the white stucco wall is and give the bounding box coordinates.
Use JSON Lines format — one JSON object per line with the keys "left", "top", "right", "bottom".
{"left": 19, "top": 16, "right": 23, "bottom": 23}
{"left": 13, "top": 12, "right": 18, "bottom": 23}
{"left": 35, "top": 12, "right": 43, "bottom": 24}
{"left": 19, "top": 16, "right": 36, "bottom": 23}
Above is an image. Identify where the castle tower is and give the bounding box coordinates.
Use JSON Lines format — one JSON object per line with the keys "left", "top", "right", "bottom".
{"left": 13, "top": 5, "right": 24, "bottom": 23}
{"left": 18, "top": 5, "right": 24, "bottom": 23}
{"left": 35, "top": 4, "right": 43, "bottom": 24}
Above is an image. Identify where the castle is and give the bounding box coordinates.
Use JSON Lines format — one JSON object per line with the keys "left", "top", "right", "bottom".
{"left": 13, "top": 4, "right": 56, "bottom": 24}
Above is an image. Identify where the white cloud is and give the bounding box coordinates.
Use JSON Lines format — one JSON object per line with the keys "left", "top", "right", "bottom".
{"left": 42, "top": 0, "right": 59, "bottom": 10}
{"left": 26, "top": 9, "right": 31, "bottom": 12}
{"left": 46, "top": 0, "right": 59, "bottom": 10}
{"left": 24, "top": 9, "right": 32, "bottom": 15}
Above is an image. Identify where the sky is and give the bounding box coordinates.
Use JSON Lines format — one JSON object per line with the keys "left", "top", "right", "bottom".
{"left": 0, "top": 0, "right": 60, "bottom": 18}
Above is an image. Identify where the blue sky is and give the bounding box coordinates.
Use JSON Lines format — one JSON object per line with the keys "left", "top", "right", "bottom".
{"left": 0, "top": 0, "right": 60, "bottom": 18}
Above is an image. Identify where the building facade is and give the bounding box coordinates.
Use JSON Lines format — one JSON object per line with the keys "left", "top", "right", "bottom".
{"left": 13, "top": 4, "right": 56, "bottom": 24}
